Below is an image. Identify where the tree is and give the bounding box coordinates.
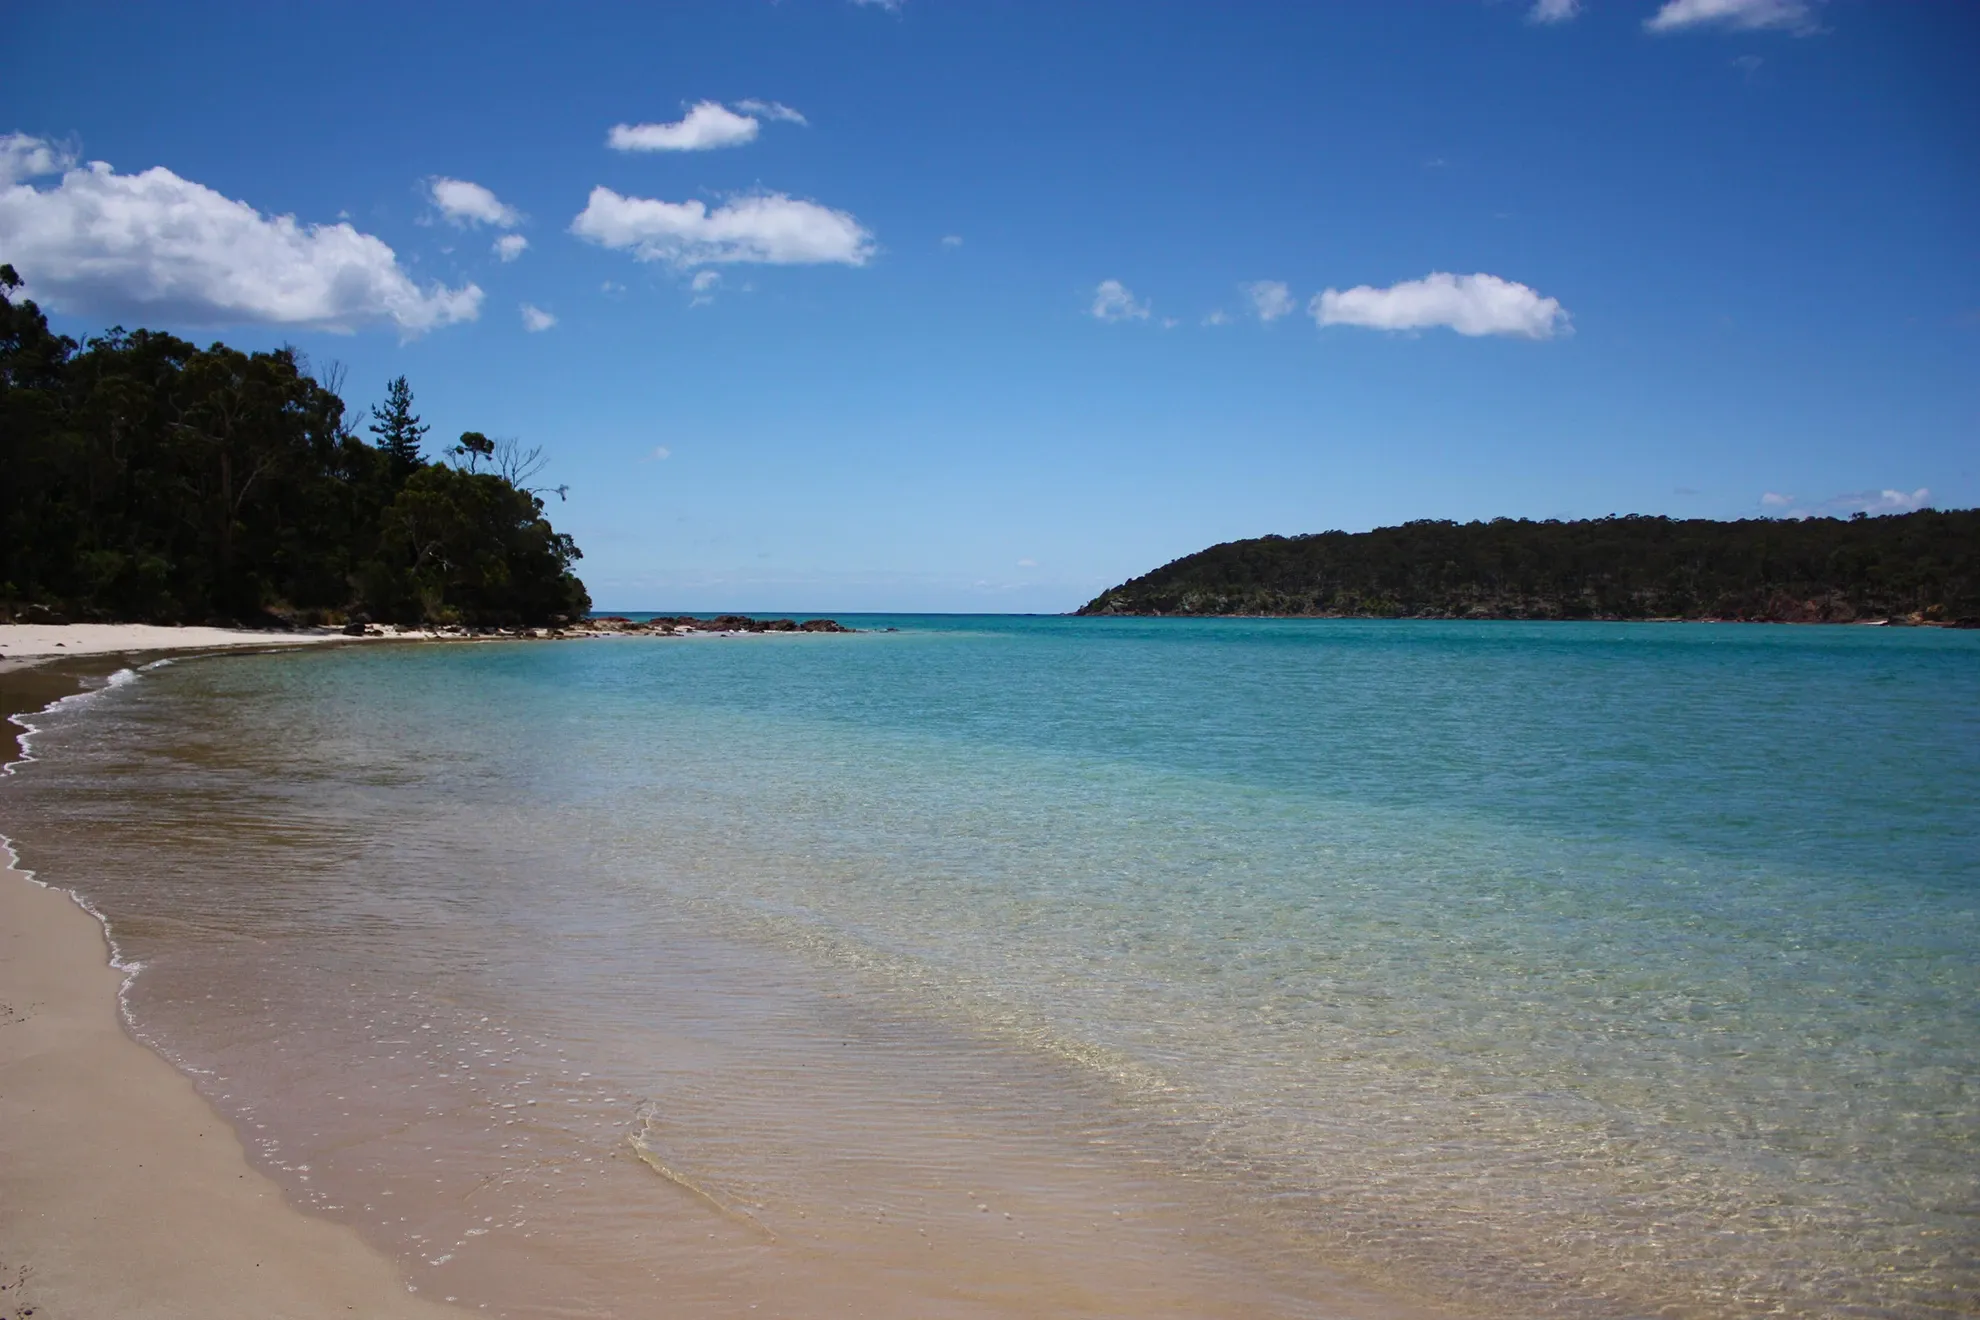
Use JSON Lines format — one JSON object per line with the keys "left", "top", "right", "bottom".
{"left": 368, "top": 375, "right": 428, "bottom": 481}
{"left": 452, "top": 430, "right": 496, "bottom": 472}
{"left": 0, "top": 270, "right": 590, "bottom": 626}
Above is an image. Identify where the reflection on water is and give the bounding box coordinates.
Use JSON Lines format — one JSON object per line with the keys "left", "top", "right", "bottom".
{"left": 4, "top": 619, "right": 1977, "bottom": 1318}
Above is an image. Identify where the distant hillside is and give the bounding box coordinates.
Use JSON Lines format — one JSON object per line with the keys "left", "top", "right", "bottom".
{"left": 1077, "top": 511, "right": 1980, "bottom": 624}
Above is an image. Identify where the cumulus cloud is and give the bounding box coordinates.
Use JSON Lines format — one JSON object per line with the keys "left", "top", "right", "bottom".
{"left": 0, "top": 133, "right": 73, "bottom": 185}
{"left": 570, "top": 188, "right": 874, "bottom": 267}
{"left": 610, "top": 102, "right": 758, "bottom": 152}
{"left": 494, "top": 234, "right": 529, "bottom": 262}
{"left": 1310, "top": 272, "right": 1569, "bottom": 339}
{"left": 520, "top": 303, "right": 556, "bottom": 332}
{"left": 1764, "top": 488, "right": 1931, "bottom": 519}
{"left": 429, "top": 177, "right": 520, "bottom": 228}
{"left": 734, "top": 99, "right": 808, "bottom": 125}
{"left": 0, "top": 136, "right": 480, "bottom": 334}
{"left": 1647, "top": 0, "right": 1817, "bottom": 32}
{"left": 1243, "top": 280, "right": 1293, "bottom": 322}
{"left": 1529, "top": 0, "right": 1582, "bottom": 22}
{"left": 1091, "top": 279, "right": 1150, "bottom": 323}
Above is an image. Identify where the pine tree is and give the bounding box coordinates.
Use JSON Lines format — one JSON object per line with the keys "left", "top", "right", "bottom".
{"left": 368, "top": 375, "right": 428, "bottom": 480}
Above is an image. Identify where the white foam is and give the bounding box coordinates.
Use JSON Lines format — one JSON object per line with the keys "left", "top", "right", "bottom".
{"left": 3, "top": 665, "right": 154, "bottom": 1038}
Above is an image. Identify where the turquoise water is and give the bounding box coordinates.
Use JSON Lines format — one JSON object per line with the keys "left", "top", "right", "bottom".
{"left": 7, "top": 618, "right": 1978, "bottom": 1317}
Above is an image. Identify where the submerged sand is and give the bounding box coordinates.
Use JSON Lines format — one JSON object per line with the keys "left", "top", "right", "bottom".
{"left": 0, "top": 648, "right": 466, "bottom": 1319}
{"left": 0, "top": 857, "right": 469, "bottom": 1319}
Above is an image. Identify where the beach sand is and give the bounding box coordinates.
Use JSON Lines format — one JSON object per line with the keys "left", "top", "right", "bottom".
{"left": 0, "top": 648, "right": 466, "bottom": 1320}
{"left": 0, "top": 622, "right": 362, "bottom": 669}
{"left": 0, "top": 839, "right": 470, "bottom": 1320}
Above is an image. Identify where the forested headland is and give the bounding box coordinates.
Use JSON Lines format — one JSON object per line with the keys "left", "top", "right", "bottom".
{"left": 1079, "top": 511, "right": 1980, "bottom": 624}
{"left": 0, "top": 265, "right": 589, "bottom": 628}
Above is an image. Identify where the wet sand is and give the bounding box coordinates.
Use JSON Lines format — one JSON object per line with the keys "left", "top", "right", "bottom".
{"left": 0, "top": 845, "right": 468, "bottom": 1319}
{"left": 0, "top": 654, "right": 464, "bottom": 1319}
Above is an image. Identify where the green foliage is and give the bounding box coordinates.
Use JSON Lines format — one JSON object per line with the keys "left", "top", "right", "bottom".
{"left": 1078, "top": 513, "right": 1980, "bottom": 623}
{"left": 452, "top": 430, "right": 496, "bottom": 472}
{"left": 367, "top": 374, "right": 428, "bottom": 482}
{"left": 0, "top": 270, "right": 589, "bottom": 626}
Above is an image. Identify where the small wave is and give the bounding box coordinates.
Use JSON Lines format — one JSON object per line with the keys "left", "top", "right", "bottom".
{"left": 2, "top": 664, "right": 154, "bottom": 1037}
{"left": 626, "top": 1103, "right": 778, "bottom": 1241}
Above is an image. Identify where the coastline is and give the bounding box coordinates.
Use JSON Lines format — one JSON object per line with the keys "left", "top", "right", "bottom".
{"left": 0, "top": 651, "right": 467, "bottom": 1320}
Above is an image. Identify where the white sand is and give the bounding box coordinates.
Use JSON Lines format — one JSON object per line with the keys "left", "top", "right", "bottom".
{"left": 0, "top": 622, "right": 359, "bottom": 662}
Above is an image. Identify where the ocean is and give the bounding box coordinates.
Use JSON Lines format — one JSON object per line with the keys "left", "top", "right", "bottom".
{"left": 5, "top": 617, "right": 1976, "bottom": 1318}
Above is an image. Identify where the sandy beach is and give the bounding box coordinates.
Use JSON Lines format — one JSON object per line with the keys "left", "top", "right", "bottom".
{"left": 0, "top": 641, "right": 466, "bottom": 1320}
{"left": 0, "top": 622, "right": 360, "bottom": 669}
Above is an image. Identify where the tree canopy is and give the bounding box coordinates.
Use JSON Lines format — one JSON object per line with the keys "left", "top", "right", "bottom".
{"left": 0, "top": 266, "right": 590, "bottom": 627}
{"left": 1079, "top": 512, "right": 1980, "bottom": 624}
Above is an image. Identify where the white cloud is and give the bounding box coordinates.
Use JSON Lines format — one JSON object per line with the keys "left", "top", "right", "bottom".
{"left": 1647, "top": 0, "right": 1817, "bottom": 32}
{"left": 689, "top": 269, "right": 721, "bottom": 305}
{"left": 0, "top": 133, "right": 73, "bottom": 185}
{"left": 1243, "top": 279, "right": 1293, "bottom": 322}
{"left": 734, "top": 99, "right": 808, "bottom": 126}
{"left": 940, "top": 234, "right": 963, "bottom": 248}
{"left": 1529, "top": 0, "right": 1582, "bottom": 22}
{"left": 1310, "top": 271, "right": 1569, "bottom": 339}
{"left": 852, "top": 0, "right": 905, "bottom": 10}
{"left": 1765, "top": 487, "right": 1931, "bottom": 519}
{"left": 646, "top": 445, "right": 672, "bottom": 462}
{"left": 520, "top": 303, "right": 556, "bottom": 332}
{"left": 609, "top": 102, "right": 760, "bottom": 152}
{"left": 0, "top": 137, "right": 480, "bottom": 334}
{"left": 1203, "top": 309, "right": 1232, "bottom": 326}
{"left": 1091, "top": 279, "right": 1150, "bottom": 323}
{"left": 570, "top": 187, "right": 874, "bottom": 267}
{"left": 493, "top": 234, "right": 528, "bottom": 262}
{"left": 429, "top": 177, "right": 520, "bottom": 228}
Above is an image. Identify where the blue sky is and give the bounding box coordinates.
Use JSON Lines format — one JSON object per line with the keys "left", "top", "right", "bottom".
{"left": 5, "top": 0, "right": 1975, "bottom": 611}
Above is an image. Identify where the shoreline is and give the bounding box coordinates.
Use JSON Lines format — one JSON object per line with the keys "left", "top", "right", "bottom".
{"left": 0, "top": 656, "right": 468, "bottom": 1320}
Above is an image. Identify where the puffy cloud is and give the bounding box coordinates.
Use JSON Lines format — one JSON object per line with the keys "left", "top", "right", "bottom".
{"left": 689, "top": 269, "right": 721, "bottom": 306}
{"left": 0, "top": 136, "right": 480, "bottom": 334}
{"left": 1091, "top": 279, "right": 1150, "bottom": 322}
{"left": 1243, "top": 279, "right": 1293, "bottom": 322}
{"left": 1647, "top": 0, "right": 1817, "bottom": 32}
{"left": 493, "top": 233, "right": 529, "bottom": 262}
{"left": 520, "top": 303, "right": 556, "bottom": 332}
{"left": 609, "top": 102, "right": 761, "bottom": 152}
{"left": 940, "top": 234, "right": 963, "bottom": 247}
{"left": 1529, "top": 0, "right": 1582, "bottom": 21}
{"left": 429, "top": 177, "right": 520, "bottom": 228}
{"left": 570, "top": 187, "right": 874, "bottom": 267}
{"left": 0, "top": 133, "right": 73, "bottom": 185}
{"left": 1764, "top": 488, "right": 1932, "bottom": 519}
{"left": 1310, "top": 272, "right": 1569, "bottom": 339}
{"left": 733, "top": 99, "right": 808, "bottom": 126}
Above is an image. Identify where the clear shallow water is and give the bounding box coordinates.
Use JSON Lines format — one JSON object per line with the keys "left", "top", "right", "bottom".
{"left": 5, "top": 618, "right": 1978, "bottom": 1318}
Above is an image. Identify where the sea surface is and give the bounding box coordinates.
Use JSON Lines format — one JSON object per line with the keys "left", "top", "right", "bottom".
{"left": 4, "top": 617, "right": 1977, "bottom": 1319}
